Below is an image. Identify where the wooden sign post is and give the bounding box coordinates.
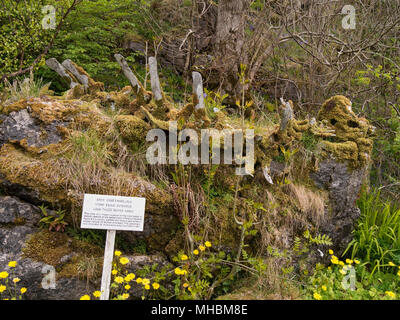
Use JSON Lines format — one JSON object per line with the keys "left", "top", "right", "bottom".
{"left": 81, "top": 194, "right": 146, "bottom": 300}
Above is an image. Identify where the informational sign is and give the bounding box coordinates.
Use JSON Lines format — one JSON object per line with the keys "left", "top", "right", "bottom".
{"left": 81, "top": 194, "right": 145, "bottom": 231}
{"left": 80, "top": 194, "right": 146, "bottom": 300}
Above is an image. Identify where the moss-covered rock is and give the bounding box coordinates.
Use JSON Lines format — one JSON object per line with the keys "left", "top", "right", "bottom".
{"left": 316, "top": 95, "right": 374, "bottom": 167}
{"left": 114, "top": 115, "right": 151, "bottom": 143}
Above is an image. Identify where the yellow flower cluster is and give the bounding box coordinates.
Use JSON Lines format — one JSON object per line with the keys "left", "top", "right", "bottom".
{"left": 125, "top": 273, "right": 136, "bottom": 282}
{"left": 313, "top": 292, "right": 322, "bottom": 300}
{"left": 180, "top": 241, "right": 213, "bottom": 261}
{"left": 174, "top": 267, "right": 187, "bottom": 276}
{"left": 385, "top": 291, "right": 396, "bottom": 299}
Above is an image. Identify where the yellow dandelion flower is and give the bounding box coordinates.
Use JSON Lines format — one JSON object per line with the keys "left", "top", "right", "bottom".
{"left": 12, "top": 278, "right": 20, "bottom": 283}
{"left": 328, "top": 250, "right": 333, "bottom": 255}
{"left": 119, "top": 257, "right": 130, "bottom": 265}
{"left": 174, "top": 267, "right": 182, "bottom": 275}
{"left": 331, "top": 257, "right": 338, "bottom": 265}
{"left": 136, "top": 277, "right": 143, "bottom": 284}
{"left": 114, "top": 251, "right": 122, "bottom": 257}
{"left": 112, "top": 269, "right": 118, "bottom": 275}
{"left": 0, "top": 285, "right": 6, "bottom": 293}
{"left": 20, "top": 287, "right": 27, "bottom": 294}
{"left": 193, "top": 249, "right": 199, "bottom": 255}
{"left": 0, "top": 271, "right": 9, "bottom": 279}
{"left": 322, "top": 285, "right": 327, "bottom": 291}
{"left": 142, "top": 278, "right": 150, "bottom": 286}
{"left": 339, "top": 269, "right": 346, "bottom": 275}
{"left": 8, "top": 261, "right": 17, "bottom": 268}
{"left": 144, "top": 284, "right": 150, "bottom": 290}
{"left": 205, "top": 241, "right": 212, "bottom": 248}
{"left": 122, "top": 293, "right": 129, "bottom": 299}
{"left": 385, "top": 291, "right": 396, "bottom": 298}
{"left": 181, "top": 255, "right": 188, "bottom": 261}
{"left": 389, "top": 262, "right": 396, "bottom": 267}
{"left": 313, "top": 292, "right": 322, "bottom": 300}
{"left": 125, "top": 285, "right": 131, "bottom": 290}
{"left": 199, "top": 245, "right": 206, "bottom": 252}
{"left": 345, "top": 259, "right": 353, "bottom": 265}
{"left": 114, "top": 276, "right": 124, "bottom": 284}
{"left": 80, "top": 294, "right": 90, "bottom": 300}
{"left": 125, "top": 273, "right": 135, "bottom": 281}
{"left": 183, "top": 283, "right": 189, "bottom": 288}
{"left": 93, "top": 291, "right": 101, "bottom": 298}
{"left": 152, "top": 283, "right": 160, "bottom": 290}
{"left": 354, "top": 259, "right": 360, "bottom": 264}
{"left": 339, "top": 261, "right": 345, "bottom": 266}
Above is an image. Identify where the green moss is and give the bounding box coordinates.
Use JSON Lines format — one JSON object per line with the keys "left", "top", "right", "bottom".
{"left": 114, "top": 114, "right": 151, "bottom": 143}
{"left": 0, "top": 99, "right": 28, "bottom": 115}
{"left": 321, "top": 140, "right": 359, "bottom": 163}
{"left": 315, "top": 95, "right": 374, "bottom": 167}
{"left": 23, "top": 230, "right": 72, "bottom": 266}
{"left": 23, "top": 229, "right": 103, "bottom": 280}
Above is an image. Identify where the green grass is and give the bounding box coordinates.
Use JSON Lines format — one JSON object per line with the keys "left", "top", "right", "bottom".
{"left": 344, "top": 190, "right": 400, "bottom": 274}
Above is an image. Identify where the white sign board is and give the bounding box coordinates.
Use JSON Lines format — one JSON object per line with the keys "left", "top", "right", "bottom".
{"left": 81, "top": 194, "right": 146, "bottom": 231}
{"left": 81, "top": 194, "right": 146, "bottom": 300}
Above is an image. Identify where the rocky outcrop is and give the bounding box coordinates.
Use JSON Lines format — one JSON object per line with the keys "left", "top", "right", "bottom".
{"left": 311, "top": 160, "right": 365, "bottom": 251}
{"left": 309, "top": 96, "right": 374, "bottom": 254}
{"left": 0, "top": 56, "right": 376, "bottom": 300}
{"left": 0, "top": 196, "right": 172, "bottom": 300}
{"left": 0, "top": 94, "right": 178, "bottom": 252}
{"left": 0, "top": 196, "right": 96, "bottom": 300}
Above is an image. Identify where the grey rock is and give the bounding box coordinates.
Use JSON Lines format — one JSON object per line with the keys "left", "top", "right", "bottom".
{"left": 0, "top": 197, "right": 96, "bottom": 300}
{"left": 0, "top": 177, "right": 43, "bottom": 206}
{"left": 311, "top": 159, "right": 366, "bottom": 251}
{"left": 0, "top": 196, "right": 40, "bottom": 226}
{"left": 0, "top": 109, "right": 64, "bottom": 148}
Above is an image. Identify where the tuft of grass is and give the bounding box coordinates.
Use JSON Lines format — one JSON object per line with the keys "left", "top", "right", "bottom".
{"left": 287, "top": 183, "right": 325, "bottom": 226}
{"left": 344, "top": 190, "right": 400, "bottom": 274}
{"left": 2, "top": 71, "right": 52, "bottom": 105}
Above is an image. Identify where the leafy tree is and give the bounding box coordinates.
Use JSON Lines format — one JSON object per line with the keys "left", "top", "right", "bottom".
{"left": 0, "top": 0, "right": 82, "bottom": 82}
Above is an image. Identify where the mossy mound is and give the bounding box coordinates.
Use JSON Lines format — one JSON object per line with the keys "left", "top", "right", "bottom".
{"left": 114, "top": 115, "right": 151, "bottom": 143}
{"left": 316, "top": 95, "right": 374, "bottom": 168}
{"left": 23, "top": 229, "right": 103, "bottom": 280}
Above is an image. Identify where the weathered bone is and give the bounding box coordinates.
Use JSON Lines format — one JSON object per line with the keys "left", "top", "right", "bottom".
{"left": 114, "top": 54, "right": 141, "bottom": 92}
{"left": 279, "top": 97, "right": 294, "bottom": 132}
{"left": 46, "top": 58, "right": 78, "bottom": 89}
{"left": 263, "top": 166, "right": 274, "bottom": 184}
{"left": 192, "top": 72, "right": 205, "bottom": 110}
{"left": 62, "top": 59, "right": 89, "bottom": 90}
{"left": 148, "top": 57, "right": 163, "bottom": 102}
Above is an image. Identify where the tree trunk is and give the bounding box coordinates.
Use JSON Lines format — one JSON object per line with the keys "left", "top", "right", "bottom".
{"left": 213, "top": 0, "right": 249, "bottom": 98}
